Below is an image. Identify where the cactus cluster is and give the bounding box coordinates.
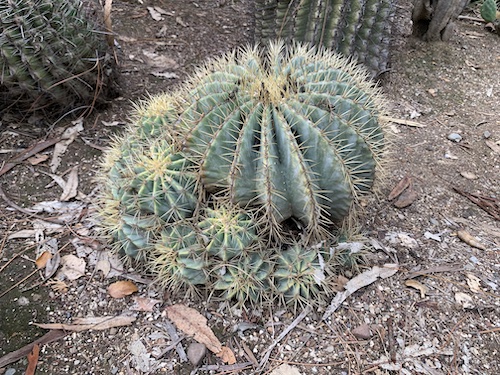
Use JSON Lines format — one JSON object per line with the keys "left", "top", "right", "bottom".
{"left": 254, "top": 0, "right": 394, "bottom": 77}
{"left": 0, "top": 0, "right": 114, "bottom": 115}
{"left": 97, "top": 42, "right": 387, "bottom": 309}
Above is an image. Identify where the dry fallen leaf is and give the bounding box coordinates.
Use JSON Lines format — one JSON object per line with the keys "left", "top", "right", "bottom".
{"left": 25, "top": 343, "right": 39, "bottom": 375}
{"left": 457, "top": 230, "right": 486, "bottom": 250}
{"left": 455, "top": 292, "right": 474, "bottom": 309}
{"left": 130, "top": 296, "right": 162, "bottom": 312}
{"left": 108, "top": 280, "right": 138, "bottom": 298}
{"left": 466, "top": 273, "right": 482, "bottom": 293}
{"left": 59, "top": 166, "right": 79, "bottom": 201}
{"left": 405, "top": 279, "right": 428, "bottom": 298}
{"left": 165, "top": 304, "right": 236, "bottom": 364}
{"left": 388, "top": 175, "right": 411, "bottom": 201}
{"left": 485, "top": 140, "right": 500, "bottom": 154}
{"left": 35, "top": 315, "right": 136, "bottom": 331}
{"left": 50, "top": 119, "right": 83, "bottom": 172}
{"left": 27, "top": 153, "right": 49, "bottom": 166}
{"left": 35, "top": 251, "right": 52, "bottom": 269}
{"left": 59, "top": 254, "right": 86, "bottom": 280}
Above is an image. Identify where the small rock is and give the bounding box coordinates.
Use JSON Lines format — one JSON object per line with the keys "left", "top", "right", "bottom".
{"left": 17, "top": 297, "right": 29, "bottom": 306}
{"left": 483, "top": 130, "right": 491, "bottom": 139}
{"left": 187, "top": 342, "right": 206, "bottom": 366}
{"left": 269, "top": 363, "right": 303, "bottom": 375}
{"left": 352, "top": 323, "right": 372, "bottom": 340}
{"left": 447, "top": 133, "right": 462, "bottom": 142}
{"left": 5, "top": 369, "right": 16, "bottom": 375}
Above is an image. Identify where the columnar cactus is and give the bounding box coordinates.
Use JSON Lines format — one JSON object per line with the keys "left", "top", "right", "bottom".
{"left": 96, "top": 41, "right": 387, "bottom": 309}
{"left": 254, "top": 0, "right": 394, "bottom": 77}
{"left": 0, "top": 0, "right": 114, "bottom": 114}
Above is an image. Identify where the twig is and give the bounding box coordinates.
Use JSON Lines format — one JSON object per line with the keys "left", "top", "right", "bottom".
{"left": 380, "top": 115, "right": 426, "bottom": 128}
{"left": 163, "top": 319, "right": 188, "bottom": 362}
{"left": 258, "top": 305, "right": 312, "bottom": 370}
{"left": 196, "top": 362, "right": 253, "bottom": 374}
{"left": 0, "top": 137, "right": 61, "bottom": 177}
{"left": 0, "top": 330, "right": 67, "bottom": 368}
{"left": 458, "top": 15, "right": 485, "bottom": 23}
{"left": 387, "top": 317, "right": 397, "bottom": 364}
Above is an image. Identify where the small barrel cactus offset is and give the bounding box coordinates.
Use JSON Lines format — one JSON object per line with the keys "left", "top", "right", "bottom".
{"left": 198, "top": 205, "right": 258, "bottom": 261}
{"left": 213, "top": 251, "right": 274, "bottom": 306}
{"left": 254, "top": 0, "right": 395, "bottom": 77}
{"left": 274, "top": 243, "right": 332, "bottom": 309}
{"left": 150, "top": 223, "right": 209, "bottom": 293}
{"left": 0, "top": 0, "right": 115, "bottom": 114}
{"left": 97, "top": 135, "right": 198, "bottom": 259}
{"left": 184, "top": 42, "right": 386, "bottom": 243}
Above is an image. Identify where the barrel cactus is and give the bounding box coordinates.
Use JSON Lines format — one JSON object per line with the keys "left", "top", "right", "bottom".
{"left": 96, "top": 41, "right": 387, "bottom": 309}
{"left": 184, "top": 42, "right": 386, "bottom": 243}
{"left": 0, "top": 0, "right": 115, "bottom": 114}
{"left": 254, "top": 0, "right": 394, "bottom": 77}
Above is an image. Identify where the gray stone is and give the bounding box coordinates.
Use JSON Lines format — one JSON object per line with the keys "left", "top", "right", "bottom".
{"left": 352, "top": 323, "right": 372, "bottom": 340}
{"left": 187, "top": 342, "right": 206, "bottom": 366}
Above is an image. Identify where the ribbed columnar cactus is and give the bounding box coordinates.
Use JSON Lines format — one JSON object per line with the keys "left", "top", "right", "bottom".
{"left": 184, "top": 42, "right": 386, "bottom": 242}
{"left": 254, "top": 0, "right": 394, "bottom": 77}
{"left": 0, "top": 0, "right": 114, "bottom": 114}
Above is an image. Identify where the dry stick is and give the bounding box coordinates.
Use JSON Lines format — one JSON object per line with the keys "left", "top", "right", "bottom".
{"left": 258, "top": 305, "right": 312, "bottom": 371}
{"left": 163, "top": 319, "right": 188, "bottom": 362}
{"left": 379, "top": 115, "right": 426, "bottom": 128}
{"left": 0, "top": 137, "right": 61, "bottom": 177}
{"left": 0, "top": 330, "right": 67, "bottom": 368}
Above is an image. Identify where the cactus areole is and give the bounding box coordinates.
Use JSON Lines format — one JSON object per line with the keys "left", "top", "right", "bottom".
{"left": 185, "top": 42, "right": 386, "bottom": 234}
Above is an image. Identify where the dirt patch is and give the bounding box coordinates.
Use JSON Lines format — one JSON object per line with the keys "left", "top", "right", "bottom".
{"left": 1, "top": 1, "right": 499, "bottom": 374}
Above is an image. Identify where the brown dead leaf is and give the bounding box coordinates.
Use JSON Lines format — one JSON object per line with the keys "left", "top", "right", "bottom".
{"left": 59, "top": 166, "right": 79, "bottom": 201}
{"left": 27, "top": 153, "right": 49, "bottom": 166}
{"left": 130, "top": 296, "right": 162, "bottom": 312}
{"left": 394, "top": 187, "right": 418, "bottom": 208}
{"left": 25, "top": 343, "right": 39, "bottom": 375}
{"left": 35, "top": 315, "right": 136, "bottom": 331}
{"left": 60, "top": 254, "right": 86, "bottom": 280}
{"left": 457, "top": 230, "right": 486, "bottom": 250}
{"left": 165, "top": 304, "right": 236, "bottom": 362}
{"left": 108, "top": 280, "right": 138, "bottom": 298}
{"left": 331, "top": 274, "right": 349, "bottom": 292}
{"left": 216, "top": 346, "right": 237, "bottom": 365}
{"left": 405, "top": 279, "right": 428, "bottom": 298}
{"left": 35, "top": 251, "right": 51, "bottom": 269}
{"left": 388, "top": 175, "right": 411, "bottom": 201}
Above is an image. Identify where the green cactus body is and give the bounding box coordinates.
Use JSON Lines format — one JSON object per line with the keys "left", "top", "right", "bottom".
{"left": 198, "top": 206, "right": 258, "bottom": 261}
{"left": 98, "top": 134, "right": 198, "bottom": 258}
{"left": 0, "top": 0, "right": 113, "bottom": 113}
{"left": 185, "top": 42, "right": 386, "bottom": 240}
{"left": 213, "top": 252, "right": 273, "bottom": 305}
{"left": 273, "top": 244, "right": 330, "bottom": 308}
{"left": 481, "top": 0, "right": 498, "bottom": 23}
{"left": 254, "top": 0, "right": 394, "bottom": 77}
{"left": 151, "top": 224, "right": 208, "bottom": 291}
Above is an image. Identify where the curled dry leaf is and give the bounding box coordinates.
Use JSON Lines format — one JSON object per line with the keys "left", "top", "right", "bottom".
{"left": 388, "top": 175, "right": 411, "bottom": 201}
{"left": 457, "top": 230, "right": 486, "bottom": 250}
{"left": 165, "top": 304, "right": 236, "bottom": 364}
{"left": 455, "top": 292, "right": 474, "bottom": 309}
{"left": 130, "top": 296, "right": 162, "bottom": 312}
{"left": 405, "top": 279, "right": 428, "bottom": 298}
{"left": 35, "top": 251, "right": 52, "bottom": 269}
{"left": 393, "top": 187, "right": 418, "bottom": 208}
{"left": 466, "top": 273, "right": 482, "bottom": 293}
{"left": 108, "top": 280, "right": 138, "bottom": 298}
{"left": 60, "top": 254, "right": 86, "bottom": 280}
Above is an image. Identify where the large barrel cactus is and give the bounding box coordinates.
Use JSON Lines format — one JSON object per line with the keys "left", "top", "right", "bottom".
{"left": 254, "top": 0, "right": 395, "bottom": 77}
{"left": 96, "top": 42, "right": 387, "bottom": 309}
{"left": 184, "top": 42, "right": 386, "bottom": 242}
{"left": 0, "top": 0, "right": 114, "bottom": 114}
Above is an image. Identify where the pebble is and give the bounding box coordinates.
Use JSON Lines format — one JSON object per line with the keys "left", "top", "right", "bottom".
{"left": 352, "top": 324, "right": 372, "bottom": 340}
{"left": 5, "top": 369, "right": 16, "bottom": 375}
{"left": 447, "top": 133, "right": 462, "bottom": 142}
{"left": 483, "top": 130, "right": 491, "bottom": 139}
{"left": 17, "top": 297, "right": 29, "bottom": 306}
{"left": 187, "top": 342, "right": 206, "bottom": 366}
